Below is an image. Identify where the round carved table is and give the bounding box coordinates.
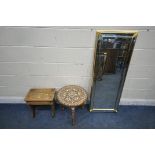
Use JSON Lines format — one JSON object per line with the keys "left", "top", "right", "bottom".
{"left": 57, "top": 85, "right": 87, "bottom": 126}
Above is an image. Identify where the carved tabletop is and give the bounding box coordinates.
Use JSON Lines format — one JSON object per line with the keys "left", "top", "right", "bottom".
{"left": 25, "top": 88, "right": 55, "bottom": 103}
{"left": 57, "top": 85, "right": 87, "bottom": 107}
{"left": 24, "top": 88, "right": 56, "bottom": 118}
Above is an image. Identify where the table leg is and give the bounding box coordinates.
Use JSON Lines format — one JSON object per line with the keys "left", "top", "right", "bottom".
{"left": 71, "top": 107, "right": 76, "bottom": 126}
{"left": 61, "top": 105, "right": 65, "bottom": 111}
{"left": 81, "top": 104, "right": 85, "bottom": 109}
{"left": 51, "top": 103, "right": 55, "bottom": 118}
{"left": 30, "top": 105, "right": 36, "bottom": 118}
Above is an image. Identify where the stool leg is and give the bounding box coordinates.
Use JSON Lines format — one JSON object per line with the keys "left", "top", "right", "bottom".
{"left": 81, "top": 104, "right": 85, "bottom": 109}
{"left": 51, "top": 103, "right": 55, "bottom": 118}
{"left": 30, "top": 105, "right": 36, "bottom": 118}
{"left": 61, "top": 105, "right": 65, "bottom": 111}
{"left": 71, "top": 107, "right": 76, "bottom": 126}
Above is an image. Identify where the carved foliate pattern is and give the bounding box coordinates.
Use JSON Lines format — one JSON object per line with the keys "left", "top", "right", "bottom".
{"left": 57, "top": 85, "right": 87, "bottom": 106}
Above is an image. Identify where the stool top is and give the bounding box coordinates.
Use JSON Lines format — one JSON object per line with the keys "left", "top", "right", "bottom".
{"left": 57, "top": 85, "right": 87, "bottom": 107}
{"left": 25, "top": 88, "right": 56, "bottom": 102}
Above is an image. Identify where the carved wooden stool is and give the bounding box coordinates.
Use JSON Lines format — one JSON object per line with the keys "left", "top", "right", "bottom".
{"left": 57, "top": 85, "right": 87, "bottom": 126}
{"left": 25, "top": 88, "right": 56, "bottom": 118}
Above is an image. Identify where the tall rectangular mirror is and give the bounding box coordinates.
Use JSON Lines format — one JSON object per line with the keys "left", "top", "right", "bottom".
{"left": 90, "top": 31, "right": 138, "bottom": 112}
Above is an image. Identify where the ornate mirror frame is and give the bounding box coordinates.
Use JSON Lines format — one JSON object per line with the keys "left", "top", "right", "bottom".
{"left": 90, "top": 30, "right": 138, "bottom": 112}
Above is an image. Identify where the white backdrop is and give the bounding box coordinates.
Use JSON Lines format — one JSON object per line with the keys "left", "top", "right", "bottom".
{"left": 0, "top": 26, "right": 155, "bottom": 105}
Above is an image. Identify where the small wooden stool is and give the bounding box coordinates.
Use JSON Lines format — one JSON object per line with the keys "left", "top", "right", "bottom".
{"left": 57, "top": 85, "right": 87, "bottom": 126}
{"left": 25, "top": 88, "right": 56, "bottom": 118}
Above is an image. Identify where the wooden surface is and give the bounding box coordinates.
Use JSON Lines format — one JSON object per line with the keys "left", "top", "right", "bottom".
{"left": 25, "top": 88, "right": 56, "bottom": 118}
{"left": 57, "top": 85, "right": 87, "bottom": 107}
{"left": 25, "top": 88, "right": 55, "bottom": 102}
{"left": 57, "top": 85, "right": 87, "bottom": 126}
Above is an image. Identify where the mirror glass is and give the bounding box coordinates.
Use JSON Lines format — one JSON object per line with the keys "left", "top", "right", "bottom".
{"left": 90, "top": 32, "right": 138, "bottom": 112}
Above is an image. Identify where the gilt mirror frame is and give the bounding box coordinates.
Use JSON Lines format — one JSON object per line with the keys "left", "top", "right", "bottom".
{"left": 90, "top": 30, "right": 138, "bottom": 112}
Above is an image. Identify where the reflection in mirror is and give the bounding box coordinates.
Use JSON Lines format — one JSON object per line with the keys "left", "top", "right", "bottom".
{"left": 90, "top": 31, "right": 138, "bottom": 112}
